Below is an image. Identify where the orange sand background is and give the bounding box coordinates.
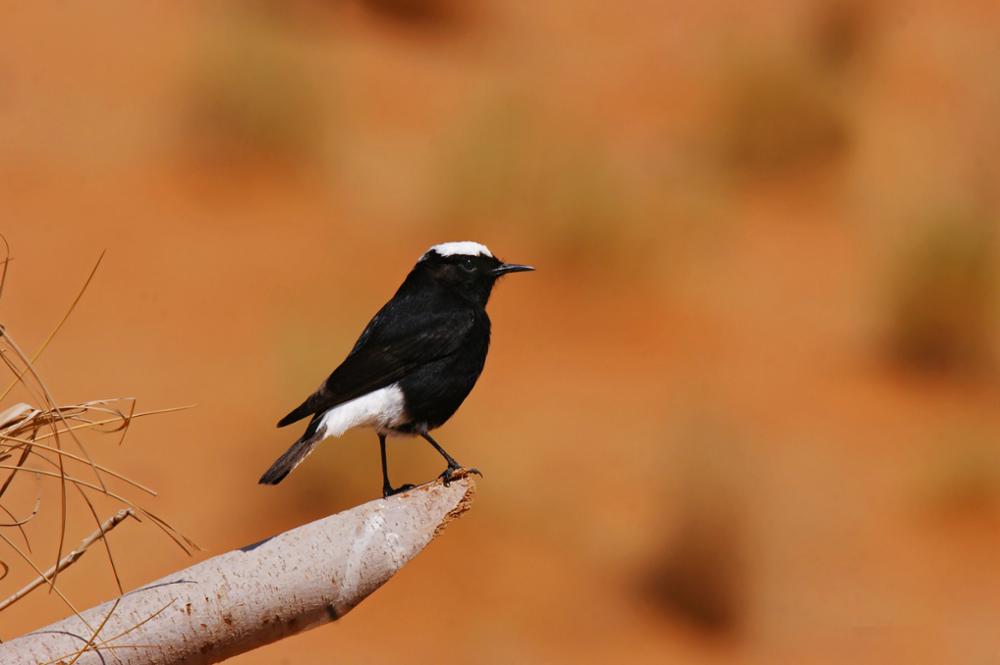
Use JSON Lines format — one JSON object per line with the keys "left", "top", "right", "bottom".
{"left": 3, "top": 2, "right": 1000, "bottom": 662}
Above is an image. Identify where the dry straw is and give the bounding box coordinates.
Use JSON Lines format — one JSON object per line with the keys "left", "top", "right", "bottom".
{"left": 0, "top": 238, "right": 196, "bottom": 642}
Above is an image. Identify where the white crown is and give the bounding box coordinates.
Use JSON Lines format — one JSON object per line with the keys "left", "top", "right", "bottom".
{"left": 421, "top": 241, "right": 493, "bottom": 261}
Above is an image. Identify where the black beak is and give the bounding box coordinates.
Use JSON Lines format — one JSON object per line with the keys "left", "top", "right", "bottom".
{"left": 491, "top": 263, "right": 535, "bottom": 276}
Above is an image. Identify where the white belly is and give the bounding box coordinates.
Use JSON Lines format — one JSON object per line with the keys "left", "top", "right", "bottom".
{"left": 317, "top": 383, "right": 407, "bottom": 438}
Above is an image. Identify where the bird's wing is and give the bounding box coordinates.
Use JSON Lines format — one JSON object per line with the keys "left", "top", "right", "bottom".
{"left": 277, "top": 305, "right": 476, "bottom": 427}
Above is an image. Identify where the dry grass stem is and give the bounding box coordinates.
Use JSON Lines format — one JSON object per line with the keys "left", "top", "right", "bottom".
{"left": 0, "top": 239, "right": 195, "bottom": 637}
{"left": 0, "top": 509, "right": 136, "bottom": 613}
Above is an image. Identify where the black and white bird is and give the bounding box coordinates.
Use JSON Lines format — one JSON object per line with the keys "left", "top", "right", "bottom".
{"left": 259, "top": 241, "right": 533, "bottom": 497}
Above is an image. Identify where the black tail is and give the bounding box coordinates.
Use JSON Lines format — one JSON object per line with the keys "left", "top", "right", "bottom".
{"left": 277, "top": 399, "right": 313, "bottom": 428}
{"left": 258, "top": 430, "right": 323, "bottom": 485}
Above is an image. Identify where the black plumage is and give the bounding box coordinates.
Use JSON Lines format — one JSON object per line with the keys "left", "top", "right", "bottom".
{"left": 259, "top": 242, "right": 533, "bottom": 496}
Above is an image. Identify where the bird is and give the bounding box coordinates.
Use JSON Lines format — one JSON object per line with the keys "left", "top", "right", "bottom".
{"left": 259, "top": 241, "right": 534, "bottom": 497}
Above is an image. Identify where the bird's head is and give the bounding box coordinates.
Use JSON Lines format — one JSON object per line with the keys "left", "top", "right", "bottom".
{"left": 416, "top": 242, "right": 534, "bottom": 306}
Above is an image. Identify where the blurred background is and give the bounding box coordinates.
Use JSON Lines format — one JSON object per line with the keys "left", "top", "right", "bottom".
{"left": 2, "top": 0, "right": 1000, "bottom": 662}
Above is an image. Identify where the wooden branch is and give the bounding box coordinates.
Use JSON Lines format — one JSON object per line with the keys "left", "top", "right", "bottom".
{"left": 0, "top": 508, "right": 136, "bottom": 613}
{"left": 0, "top": 478, "right": 476, "bottom": 664}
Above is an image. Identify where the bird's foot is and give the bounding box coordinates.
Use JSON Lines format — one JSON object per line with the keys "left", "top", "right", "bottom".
{"left": 382, "top": 483, "right": 416, "bottom": 498}
{"left": 439, "top": 465, "right": 483, "bottom": 486}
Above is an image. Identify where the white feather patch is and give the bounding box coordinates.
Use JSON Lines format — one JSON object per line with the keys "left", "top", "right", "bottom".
{"left": 421, "top": 241, "right": 493, "bottom": 260}
{"left": 318, "top": 383, "right": 407, "bottom": 438}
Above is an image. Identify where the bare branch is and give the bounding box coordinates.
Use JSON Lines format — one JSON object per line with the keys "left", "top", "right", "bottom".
{"left": 0, "top": 478, "right": 475, "bottom": 665}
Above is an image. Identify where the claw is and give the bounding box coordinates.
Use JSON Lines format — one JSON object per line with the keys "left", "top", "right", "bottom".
{"left": 439, "top": 466, "right": 482, "bottom": 486}
{"left": 382, "top": 483, "right": 416, "bottom": 498}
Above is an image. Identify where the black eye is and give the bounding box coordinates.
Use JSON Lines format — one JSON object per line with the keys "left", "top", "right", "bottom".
{"left": 460, "top": 258, "right": 476, "bottom": 272}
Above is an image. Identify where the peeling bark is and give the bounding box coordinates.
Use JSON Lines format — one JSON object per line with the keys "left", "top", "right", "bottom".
{"left": 0, "top": 478, "right": 475, "bottom": 664}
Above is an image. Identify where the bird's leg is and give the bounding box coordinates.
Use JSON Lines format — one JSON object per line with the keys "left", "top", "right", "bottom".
{"left": 420, "top": 432, "right": 482, "bottom": 486}
{"left": 380, "top": 434, "right": 414, "bottom": 498}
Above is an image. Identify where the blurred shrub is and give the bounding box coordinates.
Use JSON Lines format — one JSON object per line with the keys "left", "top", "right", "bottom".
{"left": 922, "top": 435, "right": 1000, "bottom": 520}
{"left": 438, "top": 105, "right": 634, "bottom": 265}
{"left": 809, "top": 0, "right": 874, "bottom": 71}
{"left": 181, "top": 11, "right": 323, "bottom": 170}
{"left": 637, "top": 432, "right": 748, "bottom": 635}
{"left": 717, "top": 57, "right": 851, "bottom": 178}
{"left": 886, "top": 212, "right": 997, "bottom": 376}
{"left": 358, "top": 0, "right": 468, "bottom": 29}
{"left": 640, "top": 508, "right": 745, "bottom": 634}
